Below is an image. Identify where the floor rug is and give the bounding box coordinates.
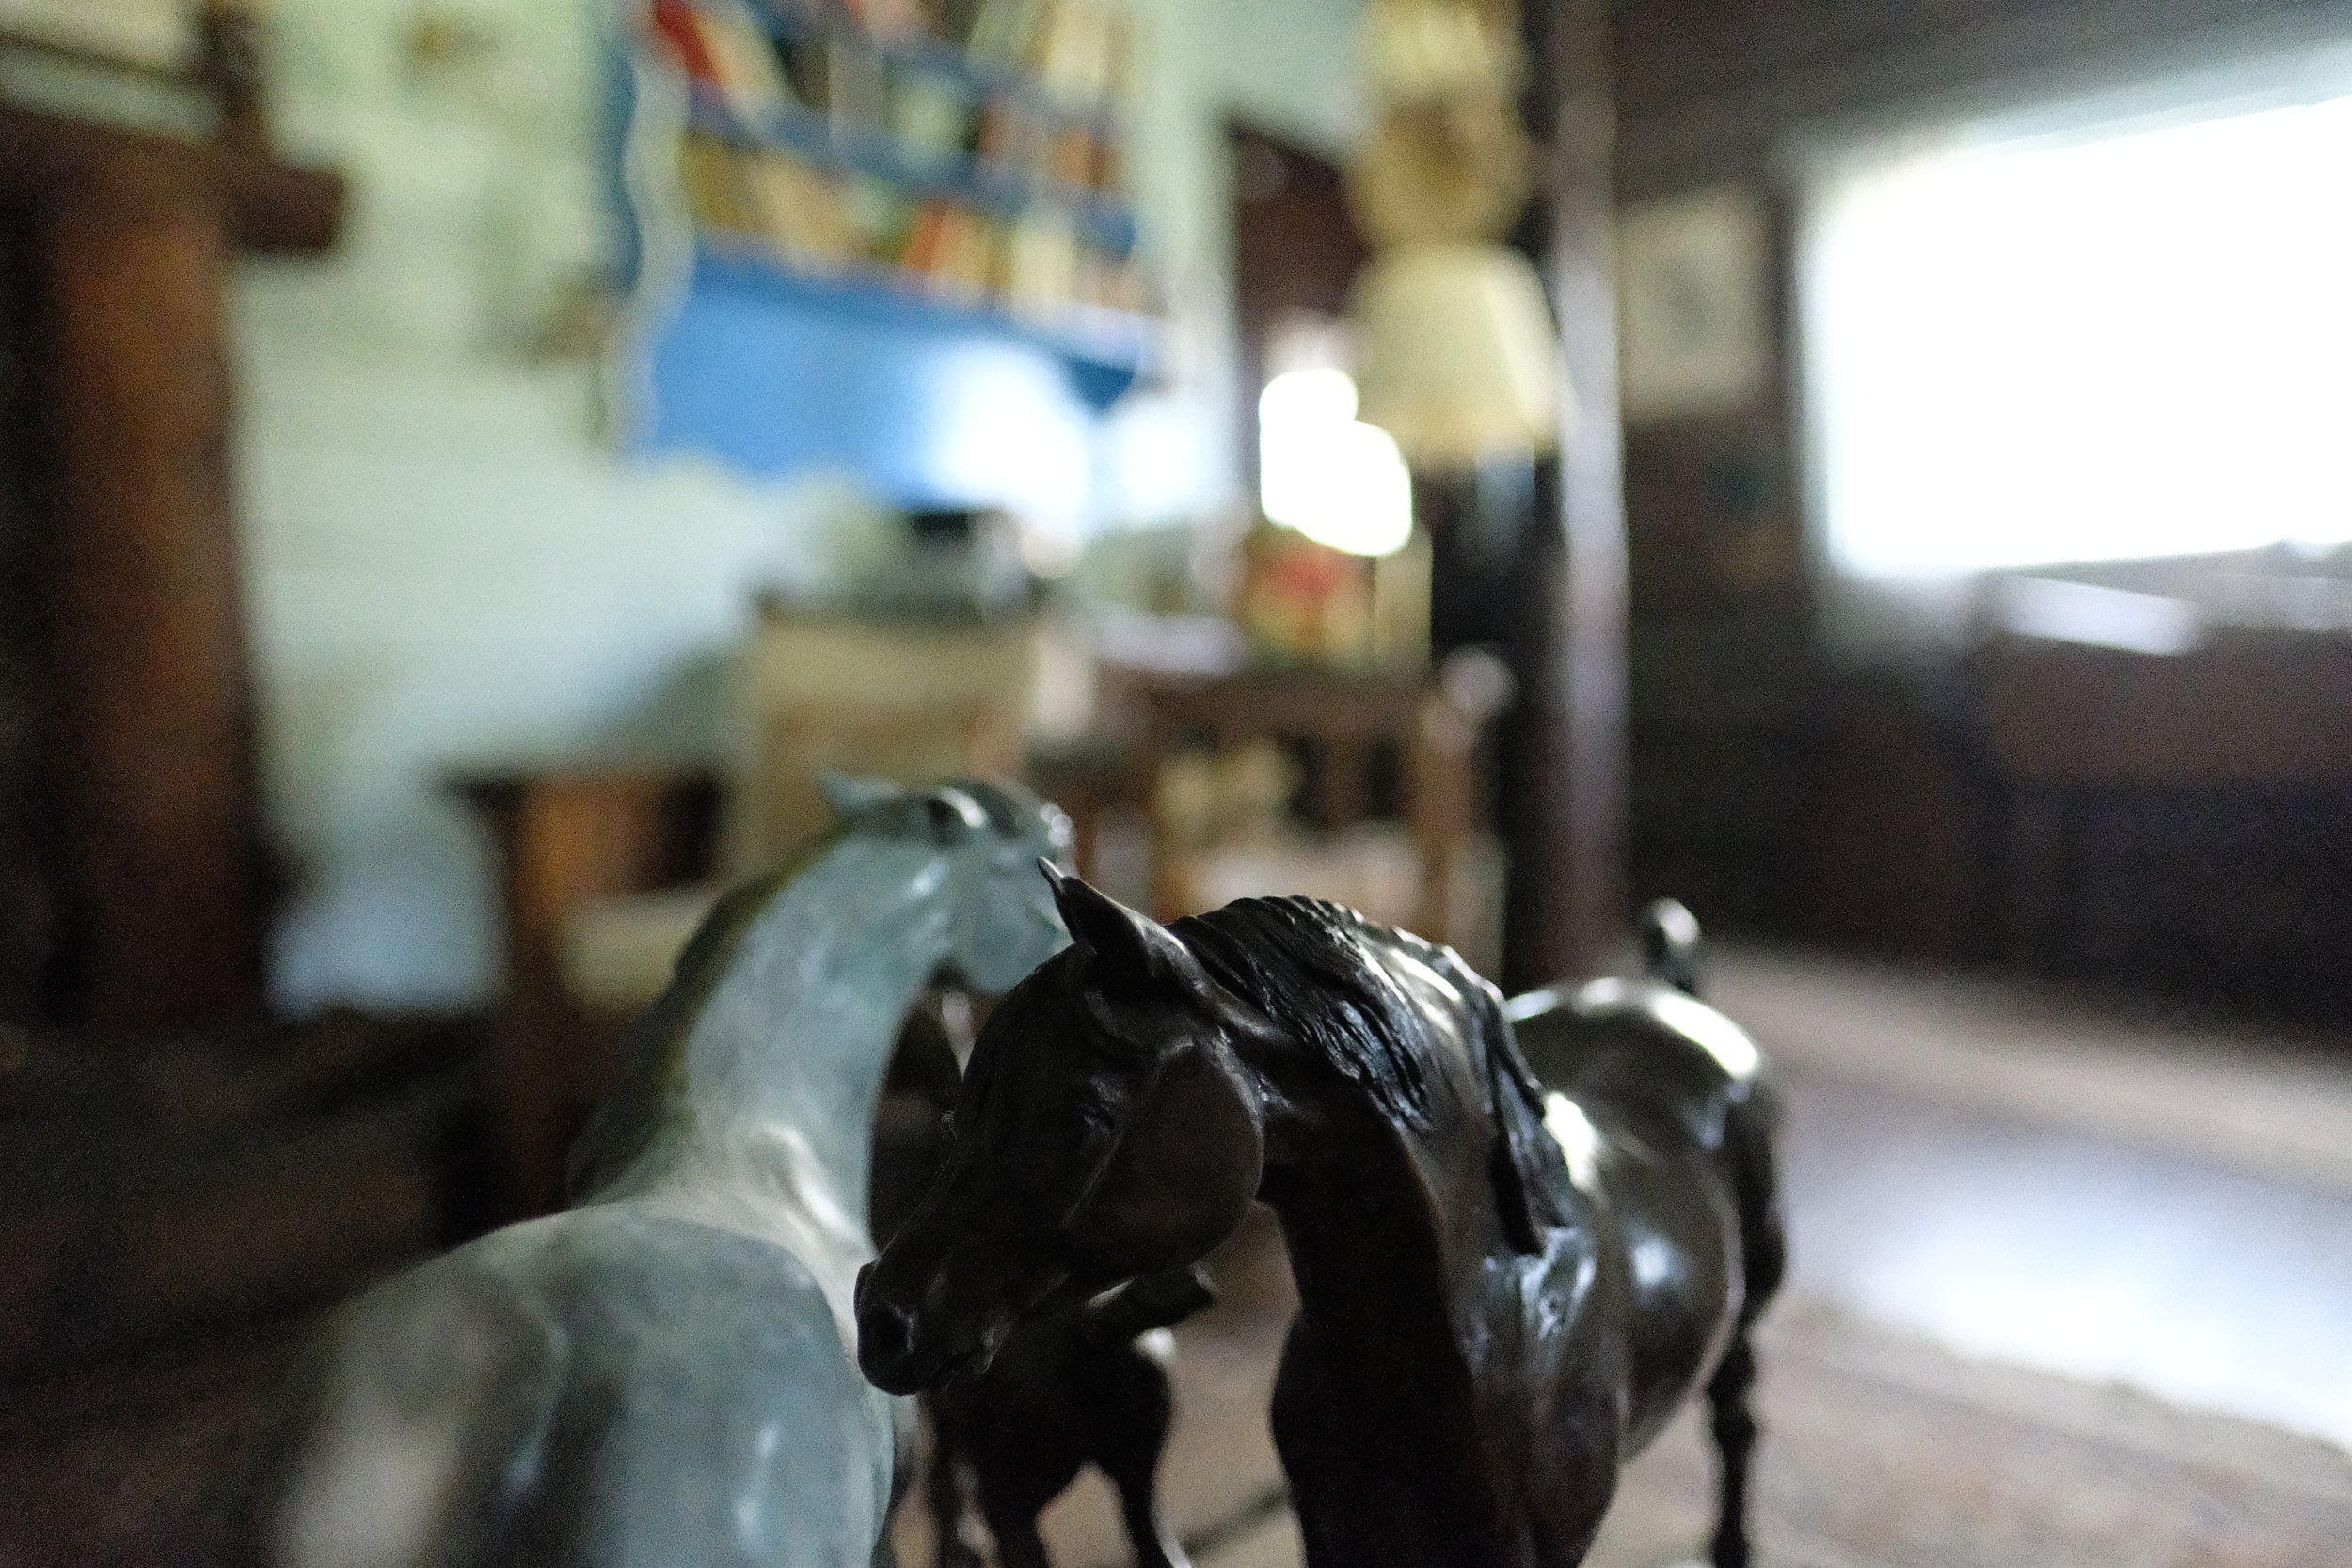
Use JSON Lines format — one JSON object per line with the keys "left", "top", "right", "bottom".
{"left": 1583, "top": 1296, "right": 2352, "bottom": 1568}
{"left": 4, "top": 1293, "right": 2347, "bottom": 1568}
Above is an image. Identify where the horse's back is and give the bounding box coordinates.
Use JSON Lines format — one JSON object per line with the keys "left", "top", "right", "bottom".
{"left": 247, "top": 1204, "right": 895, "bottom": 1568}
{"left": 1508, "top": 983, "right": 1783, "bottom": 1452}
{"left": 1513, "top": 979, "right": 1784, "bottom": 1294}
{"left": 1511, "top": 979, "right": 1764, "bottom": 1151}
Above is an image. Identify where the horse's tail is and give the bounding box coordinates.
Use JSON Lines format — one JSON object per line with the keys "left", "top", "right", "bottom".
{"left": 1634, "top": 898, "right": 1784, "bottom": 1307}
{"left": 1643, "top": 897, "right": 1784, "bottom": 1568}
{"left": 1639, "top": 897, "right": 1704, "bottom": 998}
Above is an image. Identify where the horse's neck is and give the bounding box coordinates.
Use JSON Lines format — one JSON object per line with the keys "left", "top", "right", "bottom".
{"left": 628, "top": 838, "right": 950, "bottom": 1223}
{"left": 1251, "top": 1016, "right": 1506, "bottom": 1364}
{"left": 1254, "top": 1059, "right": 1508, "bottom": 1519}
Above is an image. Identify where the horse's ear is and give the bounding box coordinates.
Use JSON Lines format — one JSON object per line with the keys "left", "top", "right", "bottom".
{"left": 1042, "top": 867, "right": 1200, "bottom": 993}
{"left": 820, "top": 773, "right": 902, "bottom": 821}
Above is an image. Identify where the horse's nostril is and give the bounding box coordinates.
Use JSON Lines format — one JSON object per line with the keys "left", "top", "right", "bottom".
{"left": 859, "top": 1296, "right": 915, "bottom": 1370}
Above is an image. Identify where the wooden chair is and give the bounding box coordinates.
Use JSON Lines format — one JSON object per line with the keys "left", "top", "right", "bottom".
{"left": 454, "top": 767, "right": 721, "bottom": 1218}
{"left": 1109, "top": 659, "right": 1503, "bottom": 974}
{"left": 723, "top": 609, "right": 1035, "bottom": 870}
{"left": 457, "top": 609, "right": 1040, "bottom": 1218}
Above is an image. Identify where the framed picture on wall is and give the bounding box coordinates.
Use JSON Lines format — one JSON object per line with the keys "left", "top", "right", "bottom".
{"left": 1618, "top": 186, "right": 1770, "bottom": 424}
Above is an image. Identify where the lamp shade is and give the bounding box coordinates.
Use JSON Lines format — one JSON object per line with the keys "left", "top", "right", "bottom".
{"left": 1350, "top": 240, "right": 1567, "bottom": 469}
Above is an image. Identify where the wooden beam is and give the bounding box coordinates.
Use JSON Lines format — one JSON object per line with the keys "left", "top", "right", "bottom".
{"left": 35, "top": 135, "right": 267, "bottom": 1030}
{"left": 1502, "top": 0, "right": 1629, "bottom": 988}
{"left": 1, "top": 103, "right": 341, "bottom": 1031}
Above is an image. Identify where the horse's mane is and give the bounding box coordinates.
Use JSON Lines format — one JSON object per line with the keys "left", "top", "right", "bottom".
{"left": 565, "top": 832, "right": 841, "bottom": 1200}
{"left": 1172, "top": 897, "right": 1571, "bottom": 1251}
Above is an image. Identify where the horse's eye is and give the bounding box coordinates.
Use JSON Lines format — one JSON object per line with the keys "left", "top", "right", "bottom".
{"left": 1072, "top": 1097, "right": 1119, "bottom": 1142}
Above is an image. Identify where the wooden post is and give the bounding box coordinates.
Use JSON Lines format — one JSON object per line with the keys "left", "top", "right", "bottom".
{"left": 0, "top": 90, "right": 341, "bottom": 1032}
{"left": 0, "top": 210, "right": 49, "bottom": 1021}
{"left": 1501, "top": 0, "right": 1629, "bottom": 989}
{"left": 36, "top": 139, "right": 265, "bottom": 1031}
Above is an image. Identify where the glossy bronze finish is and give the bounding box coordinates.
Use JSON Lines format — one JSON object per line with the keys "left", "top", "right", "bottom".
{"left": 1506, "top": 899, "right": 1783, "bottom": 1568}
{"left": 860, "top": 874, "right": 1783, "bottom": 1568}
{"left": 874, "top": 1004, "right": 1213, "bottom": 1568}
{"left": 925, "top": 1269, "right": 1212, "bottom": 1568}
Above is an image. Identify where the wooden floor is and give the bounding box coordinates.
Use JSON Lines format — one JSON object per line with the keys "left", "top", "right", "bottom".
{"left": 10, "top": 948, "right": 2352, "bottom": 1568}
{"left": 966, "top": 946, "right": 2352, "bottom": 1568}
{"left": 1718, "top": 946, "right": 2352, "bottom": 1450}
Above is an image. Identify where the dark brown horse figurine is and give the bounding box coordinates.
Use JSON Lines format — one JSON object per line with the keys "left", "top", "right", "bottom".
{"left": 858, "top": 872, "right": 1783, "bottom": 1568}
{"left": 873, "top": 999, "right": 1214, "bottom": 1568}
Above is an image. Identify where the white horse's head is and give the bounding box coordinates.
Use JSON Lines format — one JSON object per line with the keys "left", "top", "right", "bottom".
{"left": 818, "top": 775, "right": 1071, "bottom": 995}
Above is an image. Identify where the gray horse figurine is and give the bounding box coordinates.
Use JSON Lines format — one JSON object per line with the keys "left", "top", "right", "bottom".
{"left": 858, "top": 873, "right": 1784, "bottom": 1568}
{"left": 240, "top": 780, "right": 1071, "bottom": 1568}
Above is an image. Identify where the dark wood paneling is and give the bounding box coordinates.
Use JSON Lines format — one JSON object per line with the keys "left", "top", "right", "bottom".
{"left": 1611, "top": 0, "right": 2352, "bottom": 1003}
{"left": 0, "top": 212, "right": 49, "bottom": 1022}
{"left": 1613, "top": 122, "right": 1813, "bottom": 939}
{"left": 1618, "top": 0, "right": 2350, "bottom": 193}
{"left": 455, "top": 768, "right": 721, "bottom": 1217}
{"left": 1227, "top": 122, "right": 1370, "bottom": 490}
{"left": 1979, "top": 636, "right": 2352, "bottom": 788}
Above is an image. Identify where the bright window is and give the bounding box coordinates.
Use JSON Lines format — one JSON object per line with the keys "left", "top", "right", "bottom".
{"left": 1805, "top": 90, "right": 2352, "bottom": 578}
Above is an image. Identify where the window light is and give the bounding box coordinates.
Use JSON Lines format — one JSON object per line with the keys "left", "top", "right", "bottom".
{"left": 1805, "top": 91, "right": 2352, "bottom": 578}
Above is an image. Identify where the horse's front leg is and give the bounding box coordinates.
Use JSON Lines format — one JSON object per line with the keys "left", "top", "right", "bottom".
{"left": 923, "top": 1415, "right": 981, "bottom": 1568}
{"left": 1077, "top": 1336, "right": 1186, "bottom": 1568}
{"left": 1270, "top": 1321, "right": 1413, "bottom": 1568}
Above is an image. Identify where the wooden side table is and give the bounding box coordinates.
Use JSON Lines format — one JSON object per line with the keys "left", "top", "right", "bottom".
{"left": 1116, "top": 664, "right": 1493, "bottom": 954}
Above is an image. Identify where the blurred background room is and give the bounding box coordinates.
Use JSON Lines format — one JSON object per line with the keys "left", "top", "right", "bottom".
{"left": 2, "top": 0, "right": 2349, "bottom": 1562}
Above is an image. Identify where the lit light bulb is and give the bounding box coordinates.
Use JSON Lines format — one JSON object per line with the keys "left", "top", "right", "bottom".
{"left": 1258, "top": 370, "right": 1415, "bottom": 557}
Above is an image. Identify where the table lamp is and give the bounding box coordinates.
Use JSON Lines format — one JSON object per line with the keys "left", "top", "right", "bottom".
{"left": 1346, "top": 0, "right": 1568, "bottom": 471}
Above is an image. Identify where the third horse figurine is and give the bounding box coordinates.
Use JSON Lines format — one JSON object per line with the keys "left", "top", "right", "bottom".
{"left": 873, "top": 1006, "right": 1212, "bottom": 1568}
{"left": 858, "top": 870, "right": 1784, "bottom": 1568}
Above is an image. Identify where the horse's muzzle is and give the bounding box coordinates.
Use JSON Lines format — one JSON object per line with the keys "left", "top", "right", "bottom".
{"left": 855, "top": 1264, "right": 977, "bottom": 1394}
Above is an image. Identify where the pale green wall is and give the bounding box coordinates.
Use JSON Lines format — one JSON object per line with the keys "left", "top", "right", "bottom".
{"left": 240, "top": 0, "right": 839, "bottom": 1010}
{"left": 1117, "top": 0, "right": 1364, "bottom": 523}
{"left": 235, "top": 0, "right": 1365, "bottom": 1012}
